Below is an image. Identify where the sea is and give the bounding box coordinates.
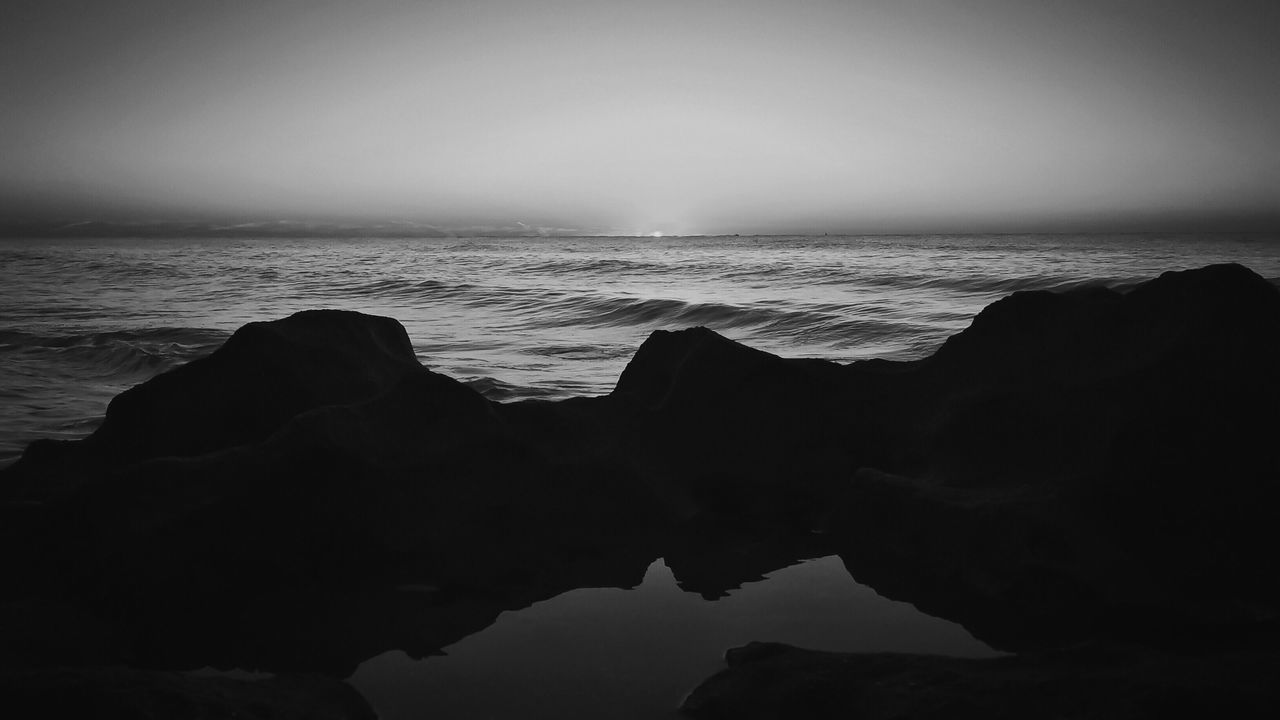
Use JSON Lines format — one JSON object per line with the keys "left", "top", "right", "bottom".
{"left": 3, "top": 233, "right": 1278, "bottom": 465}
{"left": 3, "top": 232, "right": 1279, "bottom": 718}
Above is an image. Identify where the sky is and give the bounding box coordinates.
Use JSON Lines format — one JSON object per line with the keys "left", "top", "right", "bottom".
{"left": 2, "top": 0, "right": 1278, "bottom": 235}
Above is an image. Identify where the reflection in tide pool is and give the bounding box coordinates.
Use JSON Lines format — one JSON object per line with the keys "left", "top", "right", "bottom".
{"left": 351, "top": 556, "right": 999, "bottom": 720}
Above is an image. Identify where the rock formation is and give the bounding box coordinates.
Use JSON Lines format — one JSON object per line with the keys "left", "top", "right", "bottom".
{"left": 3, "top": 263, "right": 1278, "bottom": 717}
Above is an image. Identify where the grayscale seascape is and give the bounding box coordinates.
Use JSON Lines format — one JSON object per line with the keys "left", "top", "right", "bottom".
{"left": 4, "top": 1, "right": 1280, "bottom": 717}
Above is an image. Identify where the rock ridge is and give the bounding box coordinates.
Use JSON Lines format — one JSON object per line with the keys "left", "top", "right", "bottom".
{"left": 3, "top": 263, "right": 1278, "bottom": 717}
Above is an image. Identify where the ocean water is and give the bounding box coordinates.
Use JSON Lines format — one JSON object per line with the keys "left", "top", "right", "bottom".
{"left": 2, "top": 233, "right": 1278, "bottom": 465}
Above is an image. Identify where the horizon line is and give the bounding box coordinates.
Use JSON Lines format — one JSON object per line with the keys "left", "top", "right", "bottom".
{"left": 2, "top": 217, "right": 1279, "bottom": 240}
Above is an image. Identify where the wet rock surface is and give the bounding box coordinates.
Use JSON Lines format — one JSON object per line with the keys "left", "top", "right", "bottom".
{"left": 681, "top": 641, "right": 1280, "bottom": 719}
{"left": 3, "top": 263, "right": 1278, "bottom": 717}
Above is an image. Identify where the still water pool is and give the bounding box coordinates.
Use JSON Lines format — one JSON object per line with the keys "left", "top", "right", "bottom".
{"left": 350, "top": 556, "right": 999, "bottom": 720}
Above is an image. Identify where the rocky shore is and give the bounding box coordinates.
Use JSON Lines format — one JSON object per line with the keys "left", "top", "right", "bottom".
{"left": 3, "top": 263, "right": 1278, "bottom": 717}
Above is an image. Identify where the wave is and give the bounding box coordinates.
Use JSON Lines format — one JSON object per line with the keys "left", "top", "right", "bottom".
{"left": 462, "top": 376, "right": 592, "bottom": 403}
{"left": 511, "top": 257, "right": 677, "bottom": 276}
{"left": 526, "top": 344, "right": 636, "bottom": 361}
{"left": 202, "top": 263, "right": 1168, "bottom": 336}
{"left": 286, "top": 276, "right": 481, "bottom": 303}
{"left": 510, "top": 292, "right": 933, "bottom": 352}
{"left": 834, "top": 271, "right": 1147, "bottom": 296}
{"left": 464, "top": 376, "right": 548, "bottom": 402}
{"left": 0, "top": 327, "right": 226, "bottom": 378}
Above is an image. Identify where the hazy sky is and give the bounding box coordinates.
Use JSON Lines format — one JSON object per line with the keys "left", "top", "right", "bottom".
{"left": 3, "top": 0, "right": 1278, "bottom": 234}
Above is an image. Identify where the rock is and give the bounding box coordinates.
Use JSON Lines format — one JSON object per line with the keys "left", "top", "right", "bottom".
{"left": 610, "top": 326, "right": 853, "bottom": 526}
{"left": 681, "top": 264, "right": 1280, "bottom": 716}
{"left": 925, "top": 263, "right": 1280, "bottom": 385}
{"left": 93, "top": 308, "right": 422, "bottom": 460}
{"left": 0, "top": 666, "right": 376, "bottom": 720}
{"left": 823, "top": 263, "right": 1280, "bottom": 649}
{"left": 681, "top": 641, "right": 1280, "bottom": 720}
{"left": 2, "top": 264, "right": 1279, "bottom": 718}
{"left": 1, "top": 309, "right": 424, "bottom": 502}
{"left": 613, "top": 326, "right": 790, "bottom": 411}
{"left": 0, "top": 313, "right": 678, "bottom": 674}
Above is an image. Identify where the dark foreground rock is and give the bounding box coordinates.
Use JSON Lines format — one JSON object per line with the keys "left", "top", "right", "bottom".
{"left": 681, "top": 641, "right": 1280, "bottom": 719}
{"left": 2, "top": 263, "right": 1278, "bottom": 717}
{"left": 824, "top": 263, "right": 1280, "bottom": 650}
{"left": 0, "top": 666, "right": 375, "bottom": 720}
{"left": 2, "top": 309, "right": 423, "bottom": 503}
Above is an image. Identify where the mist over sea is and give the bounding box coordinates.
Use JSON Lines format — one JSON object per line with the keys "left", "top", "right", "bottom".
{"left": 3, "top": 233, "right": 1278, "bottom": 465}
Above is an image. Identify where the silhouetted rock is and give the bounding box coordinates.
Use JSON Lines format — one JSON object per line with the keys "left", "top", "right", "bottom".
{"left": 3, "top": 263, "right": 1278, "bottom": 718}
{"left": 824, "top": 264, "right": 1280, "bottom": 649}
{"left": 1, "top": 309, "right": 423, "bottom": 502}
{"left": 610, "top": 326, "right": 852, "bottom": 526}
{"left": 0, "top": 311, "right": 681, "bottom": 677}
